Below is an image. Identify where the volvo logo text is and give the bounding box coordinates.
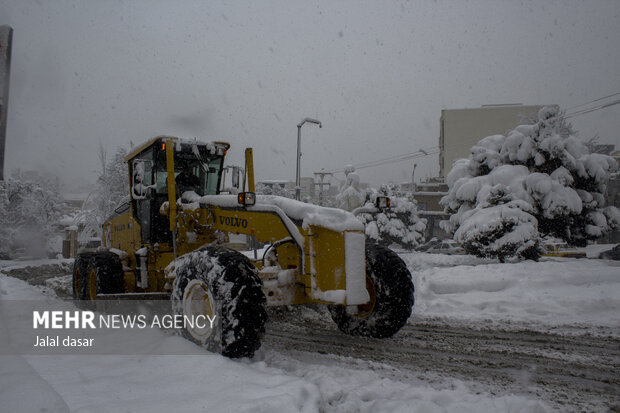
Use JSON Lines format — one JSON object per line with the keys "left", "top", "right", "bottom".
{"left": 219, "top": 216, "right": 248, "bottom": 228}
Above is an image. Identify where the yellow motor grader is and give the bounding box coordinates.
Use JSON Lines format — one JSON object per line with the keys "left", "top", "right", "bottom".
{"left": 72, "top": 136, "right": 414, "bottom": 358}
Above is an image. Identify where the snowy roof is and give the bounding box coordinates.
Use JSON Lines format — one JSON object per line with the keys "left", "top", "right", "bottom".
{"left": 124, "top": 136, "right": 230, "bottom": 162}
{"left": 413, "top": 191, "right": 449, "bottom": 196}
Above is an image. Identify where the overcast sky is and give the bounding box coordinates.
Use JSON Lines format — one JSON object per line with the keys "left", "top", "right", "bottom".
{"left": 1, "top": 0, "right": 619, "bottom": 190}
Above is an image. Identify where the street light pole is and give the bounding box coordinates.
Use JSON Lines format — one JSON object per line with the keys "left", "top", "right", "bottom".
{"left": 296, "top": 117, "right": 322, "bottom": 200}
{"left": 411, "top": 163, "right": 417, "bottom": 193}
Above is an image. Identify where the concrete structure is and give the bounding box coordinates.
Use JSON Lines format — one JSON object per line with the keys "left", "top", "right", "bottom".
{"left": 256, "top": 177, "right": 315, "bottom": 200}
{"left": 412, "top": 180, "right": 450, "bottom": 240}
{"left": 602, "top": 149, "right": 620, "bottom": 243}
{"left": 0, "top": 25, "right": 13, "bottom": 181}
{"left": 439, "top": 104, "right": 549, "bottom": 177}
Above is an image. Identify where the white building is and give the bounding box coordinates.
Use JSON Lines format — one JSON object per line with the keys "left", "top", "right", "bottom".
{"left": 439, "top": 104, "right": 552, "bottom": 177}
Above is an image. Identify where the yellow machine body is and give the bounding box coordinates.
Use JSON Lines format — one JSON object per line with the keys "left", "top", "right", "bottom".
{"left": 101, "top": 136, "right": 368, "bottom": 307}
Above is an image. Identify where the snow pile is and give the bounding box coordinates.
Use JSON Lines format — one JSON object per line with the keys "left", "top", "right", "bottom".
{"left": 403, "top": 252, "right": 620, "bottom": 333}
{"left": 441, "top": 106, "right": 619, "bottom": 259}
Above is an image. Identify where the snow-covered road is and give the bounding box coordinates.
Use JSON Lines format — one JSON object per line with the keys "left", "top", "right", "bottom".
{"left": 264, "top": 307, "right": 619, "bottom": 412}
{"left": 1, "top": 252, "right": 618, "bottom": 412}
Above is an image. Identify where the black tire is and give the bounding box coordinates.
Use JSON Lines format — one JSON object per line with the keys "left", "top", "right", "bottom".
{"left": 73, "top": 251, "right": 124, "bottom": 302}
{"left": 171, "top": 246, "right": 267, "bottom": 358}
{"left": 329, "top": 242, "right": 414, "bottom": 338}
{"left": 90, "top": 251, "right": 125, "bottom": 295}
{"left": 73, "top": 252, "right": 95, "bottom": 300}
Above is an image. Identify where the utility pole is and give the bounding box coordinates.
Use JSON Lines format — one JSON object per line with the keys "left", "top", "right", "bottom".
{"left": 296, "top": 118, "right": 321, "bottom": 200}
{"left": 0, "top": 25, "right": 13, "bottom": 181}
{"left": 313, "top": 170, "right": 333, "bottom": 206}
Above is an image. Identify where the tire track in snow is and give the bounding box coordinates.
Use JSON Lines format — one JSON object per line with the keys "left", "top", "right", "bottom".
{"left": 263, "top": 312, "right": 620, "bottom": 412}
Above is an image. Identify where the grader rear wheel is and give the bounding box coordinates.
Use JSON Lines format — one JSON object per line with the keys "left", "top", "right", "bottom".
{"left": 90, "top": 252, "right": 124, "bottom": 295}
{"left": 73, "top": 251, "right": 124, "bottom": 303}
{"left": 72, "top": 253, "right": 94, "bottom": 300}
{"left": 171, "top": 246, "right": 267, "bottom": 358}
{"left": 87, "top": 268, "right": 98, "bottom": 301}
{"left": 329, "top": 242, "right": 414, "bottom": 338}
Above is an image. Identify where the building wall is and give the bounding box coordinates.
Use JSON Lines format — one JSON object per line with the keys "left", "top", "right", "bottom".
{"left": 439, "top": 105, "right": 548, "bottom": 177}
{"left": 413, "top": 192, "right": 446, "bottom": 212}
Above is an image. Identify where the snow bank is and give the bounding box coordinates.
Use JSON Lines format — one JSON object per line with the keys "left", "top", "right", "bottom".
{"left": 404, "top": 252, "right": 620, "bottom": 333}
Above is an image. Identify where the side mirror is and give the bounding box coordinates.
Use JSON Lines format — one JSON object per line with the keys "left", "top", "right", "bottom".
{"left": 237, "top": 192, "right": 256, "bottom": 207}
{"left": 132, "top": 159, "right": 154, "bottom": 200}
{"left": 231, "top": 166, "right": 240, "bottom": 188}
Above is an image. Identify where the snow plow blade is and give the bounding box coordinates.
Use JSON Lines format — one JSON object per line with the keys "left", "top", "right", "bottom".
{"left": 95, "top": 293, "right": 171, "bottom": 300}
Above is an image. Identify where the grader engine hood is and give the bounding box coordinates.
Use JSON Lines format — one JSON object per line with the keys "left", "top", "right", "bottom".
{"left": 196, "top": 194, "right": 370, "bottom": 306}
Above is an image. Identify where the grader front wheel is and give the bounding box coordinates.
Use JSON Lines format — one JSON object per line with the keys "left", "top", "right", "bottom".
{"left": 171, "top": 247, "right": 267, "bottom": 358}
{"left": 329, "top": 242, "right": 414, "bottom": 338}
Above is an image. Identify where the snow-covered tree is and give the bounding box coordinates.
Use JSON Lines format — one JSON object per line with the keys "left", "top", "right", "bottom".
{"left": 0, "top": 178, "right": 66, "bottom": 258}
{"left": 452, "top": 180, "right": 542, "bottom": 262}
{"left": 255, "top": 182, "right": 294, "bottom": 199}
{"left": 335, "top": 172, "right": 365, "bottom": 212}
{"left": 441, "top": 106, "right": 619, "bottom": 260}
{"left": 357, "top": 186, "right": 426, "bottom": 250}
{"left": 77, "top": 145, "right": 129, "bottom": 241}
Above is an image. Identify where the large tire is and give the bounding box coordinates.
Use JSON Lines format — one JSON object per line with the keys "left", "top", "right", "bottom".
{"left": 91, "top": 251, "right": 125, "bottom": 295}
{"left": 171, "top": 246, "right": 267, "bottom": 358}
{"left": 329, "top": 242, "right": 414, "bottom": 338}
{"left": 73, "top": 252, "right": 94, "bottom": 300}
{"left": 73, "top": 251, "right": 124, "bottom": 301}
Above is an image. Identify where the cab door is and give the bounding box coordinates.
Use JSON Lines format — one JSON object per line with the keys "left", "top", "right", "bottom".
{"left": 131, "top": 149, "right": 155, "bottom": 244}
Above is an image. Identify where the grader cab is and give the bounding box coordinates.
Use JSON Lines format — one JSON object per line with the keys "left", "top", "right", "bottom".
{"left": 72, "top": 136, "right": 414, "bottom": 358}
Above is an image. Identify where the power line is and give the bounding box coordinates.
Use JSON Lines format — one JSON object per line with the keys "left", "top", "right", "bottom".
{"left": 565, "top": 90, "right": 620, "bottom": 111}
{"left": 565, "top": 98, "right": 620, "bottom": 119}
{"left": 333, "top": 148, "right": 438, "bottom": 172}
{"left": 329, "top": 147, "right": 439, "bottom": 173}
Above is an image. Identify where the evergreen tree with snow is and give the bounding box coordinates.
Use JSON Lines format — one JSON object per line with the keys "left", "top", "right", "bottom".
{"left": 452, "top": 181, "right": 541, "bottom": 262}
{"left": 441, "top": 106, "right": 619, "bottom": 261}
{"left": 357, "top": 186, "right": 426, "bottom": 250}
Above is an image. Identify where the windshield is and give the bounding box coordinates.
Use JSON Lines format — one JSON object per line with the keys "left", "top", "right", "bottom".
{"left": 175, "top": 155, "right": 223, "bottom": 196}
{"left": 155, "top": 144, "right": 224, "bottom": 196}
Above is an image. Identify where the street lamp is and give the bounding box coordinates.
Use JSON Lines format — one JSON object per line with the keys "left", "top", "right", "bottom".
{"left": 411, "top": 163, "right": 417, "bottom": 193}
{"left": 296, "top": 117, "right": 322, "bottom": 200}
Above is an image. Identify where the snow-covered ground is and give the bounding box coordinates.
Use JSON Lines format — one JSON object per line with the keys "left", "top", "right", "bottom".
{"left": 402, "top": 251, "right": 620, "bottom": 335}
{"left": 0, "top": 251, "right": 618, "bottom": 412}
